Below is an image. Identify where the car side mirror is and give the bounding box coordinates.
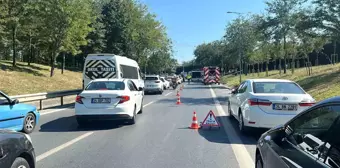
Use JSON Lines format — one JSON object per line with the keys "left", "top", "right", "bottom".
{"left": 231, "top": 89, "right": 237, "bottom": 94}
{"left": 11, "top": 99, "right": 19, "bottom": 105}
{"left": 138, "top": 87, "right": 143, "bottom": 91}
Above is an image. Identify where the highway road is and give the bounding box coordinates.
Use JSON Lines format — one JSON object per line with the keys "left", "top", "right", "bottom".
{"left": 30, "top": 83, "right": 265, "bottom": 168}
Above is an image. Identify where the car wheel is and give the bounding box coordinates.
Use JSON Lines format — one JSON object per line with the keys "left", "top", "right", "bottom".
{"left": 22, "top": 113, "right": 36, "bottom": 134}
{"left": 227, "top": 102, "right": 232, "bottom": 117}
{"left": 255, "top": 153, "right": 264, "bottom": 168}
{"left": 11, "top": 157, "right": 30, "bottom": 168}
{"left": 138, "top": 100, "right": 143, "bottom": 114}
{"left": 129, "top": 106, "right": 137, "bottom": 125}
{"left": 238, "top": 112, "right": 247, "bottom": 133}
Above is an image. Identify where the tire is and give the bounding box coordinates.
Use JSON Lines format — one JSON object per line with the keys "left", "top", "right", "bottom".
{"left": 11, "top": 157, "right": 30, "bottom": 168}
{"left": 238, "top": 112, "right": 248, "bottom": 133}
{"left": 22, "top": 113, "right": 36, "bottom": 134}
{"left": 128, "top": 106, "right": 137, "bottom": 125}
{"left": 138, "top": 99, "right": 143, "bottom": 114}
{"left": 159, "top": 90, "right": 163, "bottom": 95}
{"left": 255, "top": 153, "right": 264, "bottom": 168}
{"left": 227, "top": 102, "right": 232, "bottom": 118}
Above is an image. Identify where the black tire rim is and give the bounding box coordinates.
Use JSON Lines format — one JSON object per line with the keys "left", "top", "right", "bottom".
{"left": 25, "top": 115, "right": 35, "bottom": 131}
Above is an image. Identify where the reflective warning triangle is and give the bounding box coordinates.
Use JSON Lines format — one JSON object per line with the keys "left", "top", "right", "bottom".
{"left": 201, "top": 110, "right": 220, "bottom": 127}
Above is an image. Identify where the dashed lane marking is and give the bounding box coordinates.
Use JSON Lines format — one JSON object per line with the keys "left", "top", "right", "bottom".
{"left": 209, "top": 85, "right": 255, "bottom": 168}
{"left": 36, "top": 132, "right": 94, "bottom": 162}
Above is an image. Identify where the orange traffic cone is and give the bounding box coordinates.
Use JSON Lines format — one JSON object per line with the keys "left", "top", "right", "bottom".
{"left": 176, "top": 95, "right": 181, "bottom": 105}
{"left": 190, "top": 112, "right": 200, "bottom": 129}
{"left": 176, "top": 90, "right": 180, "bottom": 97}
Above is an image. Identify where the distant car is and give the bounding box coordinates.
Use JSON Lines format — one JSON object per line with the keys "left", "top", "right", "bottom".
{"left": 144, "top": 75, "right": 163, "bottom": 94}
{"left": 0, "top": 130, "right": 36, "bottom": 168}
{"left": 256, "top": 96, "right": 340, "bottom": 168}
{"left": 0, "top": 91, "right": 40, "bottom": 134}
{"left": 160, "top": 77, "right": 170, "bottom": 89}
{"left": 75, "top": 79, "right": 144, "bottom": 126}
{"left": 228, "top": 79, "right": 315, "bottom": 133}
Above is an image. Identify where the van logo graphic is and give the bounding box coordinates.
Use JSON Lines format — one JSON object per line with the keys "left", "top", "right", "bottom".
{"left": 282, "top": 97, "right": 288, "bottom": 100}
{"left": 85, "top": 60, "right": 116, "bottom": 80}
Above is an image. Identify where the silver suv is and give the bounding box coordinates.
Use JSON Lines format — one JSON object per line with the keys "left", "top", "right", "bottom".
{"left": 144, "top": 75, "right": 163, "bottom": 94}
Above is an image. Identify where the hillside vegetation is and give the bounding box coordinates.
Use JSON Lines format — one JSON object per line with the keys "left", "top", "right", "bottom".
{"left": 221, "top": 64, "right": 340, "bottom": 101}
{"left": 0, "top": 61, "right": 82, "bottom": 95}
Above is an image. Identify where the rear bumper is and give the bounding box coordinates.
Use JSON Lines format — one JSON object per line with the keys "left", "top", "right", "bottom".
{"left": 76, "top": 114, "right": 132, "bottom": 121}
{"left": 144, "top": 88, "right": 162, "bottom": 92}
{"left": 243, "top": 107, "right": 297, "bottom": 129}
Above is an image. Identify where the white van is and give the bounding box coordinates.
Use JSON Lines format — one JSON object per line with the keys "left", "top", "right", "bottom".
{"left": 83, "top": 53, "right": 144, "bottom": 90}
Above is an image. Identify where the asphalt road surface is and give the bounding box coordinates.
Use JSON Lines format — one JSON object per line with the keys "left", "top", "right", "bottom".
{"left": 31, "top": 83, "right": 265, "bottom": 168}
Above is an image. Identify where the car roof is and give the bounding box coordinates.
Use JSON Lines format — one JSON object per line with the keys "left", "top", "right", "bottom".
{"left": 248, "top": 79, "right": 293, "bottom": 83}
{"left": 91, "top": 79, "right": 125, "bottom": 82}
{"left": 317, "top": 96, "right": 340, "bottom": 105}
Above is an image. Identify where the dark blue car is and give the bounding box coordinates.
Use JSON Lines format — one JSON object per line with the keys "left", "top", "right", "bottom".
{"left": 256, "top": 96, "right": 340, "bottom": 168}
{"left": 0, "top": 91, "right": 40, "bottom": 134}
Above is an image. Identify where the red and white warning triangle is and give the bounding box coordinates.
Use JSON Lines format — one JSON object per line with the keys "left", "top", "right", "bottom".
{"left": 201, "top": 110, "right": 220, "bottom": 127}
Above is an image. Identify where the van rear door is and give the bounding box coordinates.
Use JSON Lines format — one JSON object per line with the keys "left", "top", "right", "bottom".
{"left": 83, "top": 56, "right": 117, "bottom": 87}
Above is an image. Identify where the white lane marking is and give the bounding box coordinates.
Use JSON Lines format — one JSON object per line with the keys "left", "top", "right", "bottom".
{"left": 164, "top": 92, "right": 172, "bottom": 96}
{"left": 209, "top": 85, "right": 255, "bottom": 168}
{"left": 40, "top": 108, "right": 69, "bottom": 116}
{"left": 36, "top": 132, "right": 94, "bottom": 162}
{"left": 143, "top": 101, "right": 155, "bottom": 108}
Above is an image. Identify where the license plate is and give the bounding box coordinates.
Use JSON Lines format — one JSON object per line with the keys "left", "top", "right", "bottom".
{"left": 91, "top": 98, "right": 111, "bottom": 104}
{"left": 273, "top": 104, "right": 297, "bottom": 111}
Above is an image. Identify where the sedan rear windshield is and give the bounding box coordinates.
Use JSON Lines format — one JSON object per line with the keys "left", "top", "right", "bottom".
{"left": 253, "top": 82, "right": 305, "bottom": 94}
{"left": 85, "top": 81, "right": 125, "bottom": 90}
{"left": 145, "top": 77, "right": 158, "bottom": 80}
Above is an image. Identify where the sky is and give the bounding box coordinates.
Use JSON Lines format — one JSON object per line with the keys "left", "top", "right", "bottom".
{"left": 141, "top": 0, "right": 267, "bottom": 64}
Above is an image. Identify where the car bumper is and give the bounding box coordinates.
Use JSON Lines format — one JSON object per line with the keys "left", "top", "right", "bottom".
{"left": 243, "top": 107, "right": 296, "bottom": 129}
{"left": 75, "top": 104, "right": 134, "bottom": 118}
{"left": 76, "top": 114, "right": 133, "bottom": 121}
{"left": 144, "top": 88, "right": 162, "bottom": 92}
{"left": 28, "top": 148, "right": 36, "bottom": 168}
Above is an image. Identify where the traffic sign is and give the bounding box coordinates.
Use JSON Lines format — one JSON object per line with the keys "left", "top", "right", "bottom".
{"left": 201, "top": 110, "right": 220, "bottom": 128}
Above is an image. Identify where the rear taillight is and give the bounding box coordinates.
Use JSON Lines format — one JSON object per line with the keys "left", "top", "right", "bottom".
{"left": 248, "top": 98, "right": 272, "bottom": 106}
{"left": 155, "top": 80, "right": 160, "bottom": 83}
{"left": 117, "top": 95, "right": 130, "bottom": 104}
{"left": 299, "top": 102, "right": 315, "bottom": 106}
{"left": 76, "top": 95, "right": 84, "bottom": 104}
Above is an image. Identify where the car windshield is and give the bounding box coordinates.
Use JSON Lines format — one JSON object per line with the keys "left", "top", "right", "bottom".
{"left": 145, "top": 77, "right": 158, "bottom": 80}
{"left": 85, "top": 81, "right": 125, "bottom": 90}
{"left": 160, "top": 78, "right": 165, "bottom": 82}
{"left": 253, "top": 82, "right": 305, "bottom": 94}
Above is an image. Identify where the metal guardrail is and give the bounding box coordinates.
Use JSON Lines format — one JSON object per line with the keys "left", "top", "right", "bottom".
{"left": 10, "top": 89, "right": 82, "bottom": 110}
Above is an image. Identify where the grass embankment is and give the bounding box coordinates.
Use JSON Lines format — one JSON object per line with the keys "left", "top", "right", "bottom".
{"left": 221, "top": 63, "right": 340, "bottom": 101}
{"left": 0, "top": 60, "right": 82, "bottom": 95}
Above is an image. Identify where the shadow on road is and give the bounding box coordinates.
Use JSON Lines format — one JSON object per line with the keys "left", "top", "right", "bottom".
{"left": 39, "top": 115, "right": 130, "bottom": 132}
{"left": 197, "top": 116, "right": 267, "bottom": 145}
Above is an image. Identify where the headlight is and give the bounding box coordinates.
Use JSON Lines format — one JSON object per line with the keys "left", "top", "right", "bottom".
{"left": 24, "top": 134, "right": 33, "bottom": 144}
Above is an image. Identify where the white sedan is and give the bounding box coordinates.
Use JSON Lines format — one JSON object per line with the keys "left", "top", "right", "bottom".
{"left": 228, "top": 79, "right": 315, "bottom": 132}
{"left": 160, "top": 77, "right": 170, "bottom": 89}
{"left": 75, "top": 79, "right": 144, "bottom": 126}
